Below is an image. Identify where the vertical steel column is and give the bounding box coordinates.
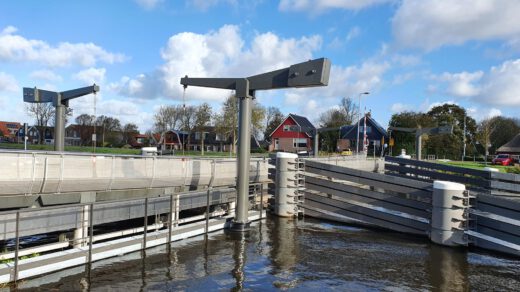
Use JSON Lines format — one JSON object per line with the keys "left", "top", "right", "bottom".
{"left": 314, "top": 131, "right": 319, "bottom": 157}
{"left": 14, "top": 211, "right": 20, "bottom": 283}
{"left": 143, "top": 198, "right": 149, "bottom": 249}
{"left": 231, "top": 80, "right": 252, "bottom": 231}
{"left": 416, "top": 132, "right": 422, "bottom": 161}
{"left": 168, "top": 194, "right": 174, "bottom": 243}
{"left": 88, "top": 203, "right": 94, "bottom": 265}
{"left": 54, "top": 93, "right": 65, "bottom": 152}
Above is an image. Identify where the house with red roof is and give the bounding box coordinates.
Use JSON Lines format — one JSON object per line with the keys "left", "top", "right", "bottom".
{"left": 268, "top": 114, "right": 316, "bottom": 153}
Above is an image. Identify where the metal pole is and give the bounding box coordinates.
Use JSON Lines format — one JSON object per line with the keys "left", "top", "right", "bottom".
{"left": 168, "top": 194, "right": 173, "bottom": 243}
{"left": 356, "top": 95, "right": 361, "bottom": 154}
{"left": 314, "top": 130, "right": 319, "bottom": 158}
{"left": 232, "top": 89, "right": 252, "bottom": 231}
{"left": 462, "top": 115, "right": 466, "bottom": 161}
{"left": 143, "top": 198, "right": 148, "bottom": 249}
{"left": 88, "top": 203, "right": 94, "bottom": 265}
{"left": 54, "top": 94, "right": 65, "bottom": 152}
{"left": 416, "top": 132, "right": 422, "bottom": 161}
{"left": 14, "top": 211, "right": 20, "bottom": 283}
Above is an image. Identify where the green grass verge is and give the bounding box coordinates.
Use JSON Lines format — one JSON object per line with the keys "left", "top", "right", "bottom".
{"left": 0, "top": 143, "right": 268, "bottom": 157}
{"left": 440, "top": 160, "right": 512, "bottom": 173}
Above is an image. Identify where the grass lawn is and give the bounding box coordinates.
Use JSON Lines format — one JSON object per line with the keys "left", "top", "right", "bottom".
{"left": 0, "top": 143, "right": 268, "bottom": 157}
{"left": 441, "top": 160, "right": 514, "bottom": 173}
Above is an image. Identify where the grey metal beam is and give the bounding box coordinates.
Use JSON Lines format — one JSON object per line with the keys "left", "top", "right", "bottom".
{"left": 180, "top": 58, "right": 330, "bottom": 232}
{"left": 305, "top": 160, "right": 432, "bottom": 199}
{"left": 305, "top": 176, "right": 430, "bottom": 218}
{"left": 385, "top": 156, "right": 490, "bottom": 179}
{"left": 303, "top": 195, "right": 429, "bottom": 235}
{"left": 385, "top": 164, "right": 489, "bottom": 188}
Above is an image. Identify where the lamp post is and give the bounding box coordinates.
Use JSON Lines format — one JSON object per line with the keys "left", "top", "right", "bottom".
{"left": 356, "top": 92, "right": 369, "bottom": 154}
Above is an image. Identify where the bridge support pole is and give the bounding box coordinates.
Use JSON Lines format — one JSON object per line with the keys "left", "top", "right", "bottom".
{"left": 430, "top": 181, "right": 470, "bottom": 246}
{"left": 274, "top": 152, "right": 299, "bottom": 217}
{"left": 230, "top": 80, "right": 252, "bottom": 232}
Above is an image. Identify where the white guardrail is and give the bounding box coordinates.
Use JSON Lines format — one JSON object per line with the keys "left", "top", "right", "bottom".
{"left": 0, "top": 151, "right": 268, "bottom": 195}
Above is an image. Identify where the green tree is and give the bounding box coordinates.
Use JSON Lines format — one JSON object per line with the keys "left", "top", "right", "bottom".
{"left": 426, "top": 104, "right": 477, "bottom": 160}
{"left": 264, "top": 106, "right": 284, "bottom": 141}
{"left": 214, "top": 95, "right": 265, "bottom": 153}
{"left": 388, "top": 111, "right": 434, "bottom": 156}
{"left": 488, "top": 116, "right": 520, "bottom": 154}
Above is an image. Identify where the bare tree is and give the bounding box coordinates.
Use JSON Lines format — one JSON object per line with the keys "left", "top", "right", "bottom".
{"left": 96, "top": 115, "right": 122, "bottom": 146}
{"left": 122, "top": 123, "right": 139, "bottom": 145}
{"left": 194, "top": 103, "right": 212, "bottom": 155}
{"left": 153, "top": 105, "right": 183, "bottom": 133}
{"left": 340, "top": 97, "right": 358, "bottom": 125}
{"left": 264, "top": 106, "right": 284, "bottom": 141}
{"left": 25, "top": 103, "right": 54, "bottom": 143}
{"left": 75, "top": 114, "right": 96, "bottom": 145}
{"left": 181, "top": 105, "right": 197, "bottom": 149}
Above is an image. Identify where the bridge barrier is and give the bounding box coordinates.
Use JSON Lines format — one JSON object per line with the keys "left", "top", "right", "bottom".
{"left": 269, "top": 156, "right": 520, "bottom": 257}
{"left": 0, "top": 151, "right": 268, "bottom": 209}
{"left": 385, "top": 156, "right": 520, "bottom": 197}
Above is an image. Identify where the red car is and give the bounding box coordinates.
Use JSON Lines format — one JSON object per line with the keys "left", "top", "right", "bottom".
{"left": 492, "top": 154, "right": 515, "bottom": 166}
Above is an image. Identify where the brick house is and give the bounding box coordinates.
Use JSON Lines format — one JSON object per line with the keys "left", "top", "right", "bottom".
{"left": 268, "top": 114, "right": 315, "bottom": 153}
{"left": 0, "top": 121, "right": 21, "bottom": 142}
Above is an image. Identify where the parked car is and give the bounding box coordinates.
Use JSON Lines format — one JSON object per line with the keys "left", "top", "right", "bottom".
{"left": 341, "top": 149, "right": 353, "bottom": 156}
{"left": 492, "top": 154, "right": 514, "bottom": 166}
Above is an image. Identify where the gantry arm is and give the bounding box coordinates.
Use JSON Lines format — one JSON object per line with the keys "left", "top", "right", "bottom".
{"left": 23, "top": 84, "right": 99, "bottom": 106}
{"left": 61, "top": 84, "right": 100, "bottom": 101}
{"left": 180, "top": 58, "right": 331, "bottom": 93}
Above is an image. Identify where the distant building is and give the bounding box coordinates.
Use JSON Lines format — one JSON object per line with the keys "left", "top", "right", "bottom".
{"left": 268, "top": 114, "right": 315, "bottom": 153}
{"left": 0, "top": 121, "right": 21, "bottom": 142}
{"left": 337, "top": 114, "right": 388, "bottom": 154}
{"left": 496, "top": 133, "right": 520, "bottom": 155}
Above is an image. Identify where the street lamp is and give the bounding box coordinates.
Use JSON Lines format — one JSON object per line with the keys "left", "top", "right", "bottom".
{"left": 356, "top": 92, "right": 370, "bottom": 154}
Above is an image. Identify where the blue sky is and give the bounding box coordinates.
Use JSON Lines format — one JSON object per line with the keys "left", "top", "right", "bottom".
{"left": 1, "top": 0, "right": 519, "bottom": 133}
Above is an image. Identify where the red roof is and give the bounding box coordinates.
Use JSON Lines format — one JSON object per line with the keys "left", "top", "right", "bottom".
{"left": 0, "top": 121, "right": 21, "bottom": 138}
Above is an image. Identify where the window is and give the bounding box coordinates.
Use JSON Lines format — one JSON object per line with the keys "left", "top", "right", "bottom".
{"left": 283, "top": 125, "right": 290, "bottom": 131}
{"left": 195, "top": 132, "right": 201, "bottom": 140}
{"left": 216, "top": 134, "right": 223, "bottom": 141}
{"left": 359, "top": 126, "right": 372, "bottom": 133}
{"left": 293, "top": 138, "right": 307, "bottom": 148}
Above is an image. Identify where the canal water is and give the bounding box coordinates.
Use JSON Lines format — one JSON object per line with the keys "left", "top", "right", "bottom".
{"left": 13, "top": 216, "right": 520, "bottom": 291}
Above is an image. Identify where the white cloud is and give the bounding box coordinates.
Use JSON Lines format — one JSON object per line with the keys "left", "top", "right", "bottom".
{"left": 346, "top": 27, "right": 361, "bottom": 42}
{"left": 29, "top": 69, "right": 62, "bottom": 82}
{"left": 432, "top": 59, "right": 520, "bottom": 106}
{"left": 279, "top": 0, "right": 393, "bottom": 14}
{"left": 0, "top": 72, "right": 18, "bottom": 92}
{"left": 0, "top": 26, "right": 126, "bottom": 67}
{"left": 134, "top": 0, "right": 164, "bottom": 10}
{"left": 477, "top": 59, "right": 520, "bottom": 106}
{"left": 113, "top": 25, "right": 322, "bottom": 102}
{"left": 434, "top": 71, "right": 484, "bottom": 97}
{"left": 392, "top": 0, "right": 520, "bottom": 51}
{"left": 186, "top": 0, "right": 236, "bottom": 11}
{"left": 73, "top": 68, "right": 106, "bottom": 85}
{"left": 390, "top": 103, "right": 412, "bottom": 113}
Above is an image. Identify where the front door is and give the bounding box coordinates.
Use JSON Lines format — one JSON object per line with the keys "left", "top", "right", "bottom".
{"left": 274, "top": 138, "right": 280, "bottom": 150}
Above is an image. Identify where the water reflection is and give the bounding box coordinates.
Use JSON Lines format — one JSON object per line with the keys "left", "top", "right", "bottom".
{"left": 227, "top": 232, "right": 246, "bottom": 291}
{"left": 11, "top": 217, "right": 520, "bottom": 291}
{"left": 427, "top": 245, "right": 469, "bottom": 291}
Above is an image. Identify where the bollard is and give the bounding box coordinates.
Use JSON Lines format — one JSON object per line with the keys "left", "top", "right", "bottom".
{"left": 274, "top": 152, "right": 300, "bottom": 217}
{"left": 430, "top": 181, "right": 470, "bottom": 246}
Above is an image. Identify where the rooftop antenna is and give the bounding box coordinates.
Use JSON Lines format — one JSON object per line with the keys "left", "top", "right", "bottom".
{"left": 23, "top": 84, "right": 100, "bottom": 152}
{"left": 181, "top": 58, "right": 331, "bottom": 232}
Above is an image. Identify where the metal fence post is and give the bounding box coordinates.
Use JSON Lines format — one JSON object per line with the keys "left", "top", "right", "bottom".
{"left": 88, "top": 203, "right": 94, "bottom": 265}
{"left": 168, "top": 194, "right": 174, "bottom": 244}
{"left": 144, "top": 198, "right": 148, "bottom": 249}
{"left": 260, "top": 183, "right": 264, "bottom": 220}
{"left": 14, "top": 211, "right": 20, "bottom": 283}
